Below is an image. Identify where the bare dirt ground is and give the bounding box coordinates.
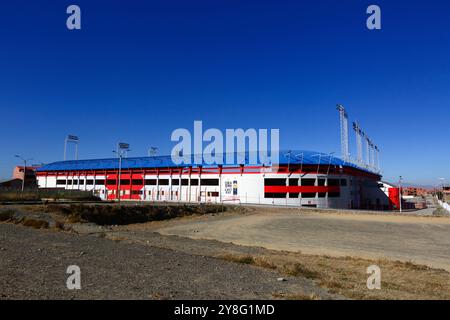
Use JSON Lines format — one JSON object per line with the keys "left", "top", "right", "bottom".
{"left": 152, "top": 206, "right": 450, "bottom": 272}
{"left": 2, "top": 204, "right": 450, "bottom": 299}
{"left": 0, "top": 223, "right": 337, "bottom": 300}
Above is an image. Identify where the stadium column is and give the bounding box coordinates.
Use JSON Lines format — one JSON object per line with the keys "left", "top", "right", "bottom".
{"left": 169, "top": 168, "right": 173, "bottom": 201}
{"left": 188, "top": 166, "right": 192, "bottom": 203}
{"left": 219, "top": 165, "right": 222, "bottom": 203}
{"left": 156, "top": 168, "right": 160, "bottom": 201}
{"left": 200, "top": 166, "right": 203, "bottom": 203}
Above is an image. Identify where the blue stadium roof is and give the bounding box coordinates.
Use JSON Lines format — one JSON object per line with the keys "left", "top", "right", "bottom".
{"left": 37, "top": 150, "right": 378, "bottom": 175}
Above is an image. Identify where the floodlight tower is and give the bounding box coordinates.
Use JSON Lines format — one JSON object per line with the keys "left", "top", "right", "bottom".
{"left": 352, "top": 122, "right": 363, "bottom": 165}
{"left": 64, "top": 135, "right": 79, "bottom": 160}
{"left": 364, "top": 134, "right": 371, "bottom": 169}
{"left": 369, "top": 140, "right": 375, "bottom": 171}
{"left": 374, "top": 145, "right": 380, "bottom": 172}
{"left": 117, "top": 142, "right": 130, "bottom": 158}
{"left": 336, "top": 105, "right": 349, "bottom": 163}
{"left": 148, "top": 146, "right": 159, "bottom": 157}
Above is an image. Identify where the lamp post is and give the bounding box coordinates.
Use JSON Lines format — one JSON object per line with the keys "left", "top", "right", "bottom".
{"left": 113, "top": 144, "right": 130, "bottom": 203}
{"left": 439, "top": 178, "right": 446, "bottom": 201}
{"left": 15, "top": 155, "right": 33, "bottom": 192}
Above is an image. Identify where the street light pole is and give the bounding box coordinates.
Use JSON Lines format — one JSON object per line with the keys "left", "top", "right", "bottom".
{"left": 118, "top": 153, "right": 122, "bottom": 203}
{"left": 113, "top": 144, "right": 130, "bottom": 203}
{"left": 439, "top": 178, "right": 446, "bottom": 201}
{"left": 15, "top": 155, "right": 33, "bottom": 192}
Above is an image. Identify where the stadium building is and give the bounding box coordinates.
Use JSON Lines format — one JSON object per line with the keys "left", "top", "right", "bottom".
{"left": 36, "top": 150, "right": 389, "bottom": 210}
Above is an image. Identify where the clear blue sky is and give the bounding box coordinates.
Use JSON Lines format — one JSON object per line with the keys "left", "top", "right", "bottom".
{"left": 0, "top": 0, "right": 449, "bottom": 186}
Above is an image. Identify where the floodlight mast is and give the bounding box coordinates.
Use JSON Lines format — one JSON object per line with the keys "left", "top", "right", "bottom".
{"left": 117, "top": 142, "right": 130, "bottom": 158}
{"left": 148, "top": 146, "right": 159, "bottom": 157}
{"left": 364, "top": 134, "right": 370, "bottom": 169}
{"left": 336, "top": 105, "right": 349, "bottom": 163}
{"left": 353, "top": 122, "right": 363, "bottom": 165}
{"left": 64, "top": 135, "right": 79, "bottom": 160}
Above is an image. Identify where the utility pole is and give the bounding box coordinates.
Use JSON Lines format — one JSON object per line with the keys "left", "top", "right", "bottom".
{"left": 399, "top": 176, "right": 403, "bottom": 212}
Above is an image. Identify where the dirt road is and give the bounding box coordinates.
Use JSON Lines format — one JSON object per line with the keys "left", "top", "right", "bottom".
{"left": 155, "top": 208, "right": 450, "bottom": 271}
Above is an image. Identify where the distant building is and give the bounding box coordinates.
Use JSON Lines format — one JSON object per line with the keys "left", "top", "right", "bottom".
{"left": 1, "top": 165, "right": 42, "bottom": 190}
{"left": 0, "top": 178, "right": 24, "bottom": 190}
{"left": 402, "top": 187, "right": 429, "bottom": 197}
{"left": 12, "top": 165, "right": 40, "bottom": 181}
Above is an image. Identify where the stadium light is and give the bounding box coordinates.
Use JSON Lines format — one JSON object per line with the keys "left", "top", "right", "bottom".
{"left": 117, "top": 142, "right": 130, "bottom": 158}
{"left": 148, "top": 146, "right": 159, "bottom": 157}
{"left": 64, "top": 135, "right": 79, "bottom": 161}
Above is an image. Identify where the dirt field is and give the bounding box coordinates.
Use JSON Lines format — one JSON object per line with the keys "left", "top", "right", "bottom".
{"left": 0, "top": 223, "right": 336, "bottom": 300}
{"left": 2, "top": 204, "right": 450, "bottom": 299}
{"left": 153, "top": 207, "right": 450, "bottom": 272}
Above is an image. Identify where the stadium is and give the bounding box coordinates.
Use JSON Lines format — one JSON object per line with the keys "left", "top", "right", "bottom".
{"left": 35, "top": 150, "right": 389, "bottom": 210}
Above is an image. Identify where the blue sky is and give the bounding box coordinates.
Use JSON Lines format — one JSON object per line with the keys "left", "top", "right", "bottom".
{"left": 0, "top": 0, "right": 449, "bottom": 186}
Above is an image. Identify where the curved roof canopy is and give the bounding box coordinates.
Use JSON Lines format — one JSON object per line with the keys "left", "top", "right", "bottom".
{"left": 37, "top": 150, "right": 377, "bottom": 174}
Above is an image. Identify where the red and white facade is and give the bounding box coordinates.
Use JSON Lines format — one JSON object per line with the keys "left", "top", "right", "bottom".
{"left": 36, "top": 161, "right": 389, "bottom": 210}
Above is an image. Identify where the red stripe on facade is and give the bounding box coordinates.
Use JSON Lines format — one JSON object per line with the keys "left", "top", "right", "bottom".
{"left": 264, "top": 186, "right": 340, "bottom": 193}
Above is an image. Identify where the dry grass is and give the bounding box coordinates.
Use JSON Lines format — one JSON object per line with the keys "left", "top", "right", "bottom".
{"left": 218, "top": 252, "right": 450, "bottom": 300}
{"left": 21, "top": 218, "right": 49, "bottom": 229}
{"left": 53, "top": 220, "right": 65, "bottom": 231}
{"left": 43, "top": 203, "right": 236, "bottom": 226}
{"left": 273, "top": 292, "right": 322, "bottom": 300}
{"left": 0, "top": 209, "right": 15, "bottom": 221}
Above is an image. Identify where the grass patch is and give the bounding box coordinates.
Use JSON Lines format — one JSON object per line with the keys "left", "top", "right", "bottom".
{"left": 21, "top": 218, "right": 49, "bottom": 229}
{"left": 44, "top": 203, "right": 232, "bottom": 226}
{"left": 217, "top": 252, "right": 450, "bottom": 300}
{"left": 273, "top": 292, "right": 322, "bottom": 300}
{"left": 0, "top": 190, "right": 100, "bottom": 202}
{"left": 221, "top": 254, "right": 256, "bottom": 265}
{"left": 282, "top": 263, "right": 321, "bottom": 279}
{"left": 0, "top": 209, "right": 16, "bottom": 221}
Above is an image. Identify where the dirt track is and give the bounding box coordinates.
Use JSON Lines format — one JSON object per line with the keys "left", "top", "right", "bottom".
{"left": 154, "top": 207, "right": 450, "bottom": 271}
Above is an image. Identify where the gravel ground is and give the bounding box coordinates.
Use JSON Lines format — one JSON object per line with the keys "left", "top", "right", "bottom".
{"left": 0, "top": 223, "right": 337, "bottom": 300}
